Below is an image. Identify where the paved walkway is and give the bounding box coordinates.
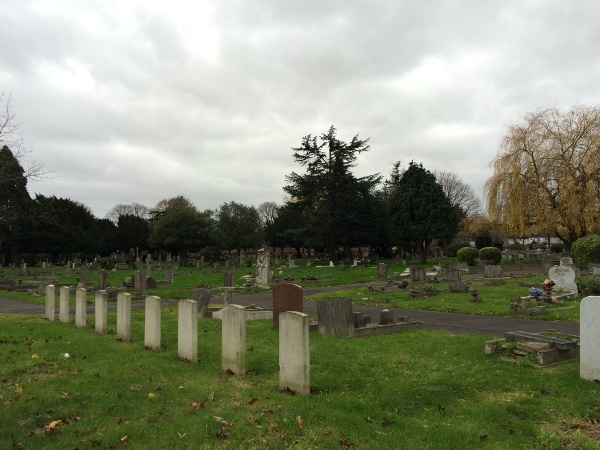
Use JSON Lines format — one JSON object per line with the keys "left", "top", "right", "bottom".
{"left": 0, "top": 283, "right": 580, "bottom": 338}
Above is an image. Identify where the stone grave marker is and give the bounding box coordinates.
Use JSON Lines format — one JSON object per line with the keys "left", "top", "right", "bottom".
{"left": 95, "top": 290, "right": 108, "bottom": 335}
{"left": 279, "top": 311, "right": 310, "bottom": 395}
{"left": 581, "top": 296, "right": 600, "bottom": 380}
{"left": 45, "top": 285, "right": 55, "bottom": 321}
{"left": 145, "top": 296, "right": 162, "bottom": 350}
{"left": 377, "top": 263, "right": 389, "bottom": 278}
{"left": 446, "top": 268, "right": 461, "bottom": 281}
{"left": 59, "top": 286, "right": 70, "bottom": 323}
{"left": 483, "top": 265, "right": 503, "bottom": 278}
{"left": 548, "top": 265, "right": 577, "bottom": 295}
{"left": 221, "top": 304, "right": 246, "bottom": 375}
{"left": 316, "top": 297, "right": 354, "bottom": 337}
{"left": 75, "top": 288, "right": 86, "bottom": 328}
{"left": 191, "top": 288, "right": 212, "bottom": 317}
{"left": 165, "top": 267, "right": 174, "bottom": 284}
{"left": 178, "top": 300, "right": 198, "bottom": 362}
{"left": 134, "top": 270, "right": 147, "bottom": 296}
{"left": 98, "top": 269, "right": 108, "bottom": 290}
{"left": 560, "top": 257, "right": 573, "bottom": 267}
{"left": 410, "top": 267, "right": 426, "bottom": 282}
{"left": 146, "top": 277, "right": 157, "bottom": 289}
{"left": 272, "top": 283, "right": 303, "bottom": 330}
{"left": 224, "top": 271, "right": 234, "bottom": 288}
{"left": 449, "top": 281, "right": 469, "bottom": 293}
{"left": 256, "top": 249, "right": 270, "bottom": 288}
{"left": 117, "top": 292, "right": 132, "bottom": 341}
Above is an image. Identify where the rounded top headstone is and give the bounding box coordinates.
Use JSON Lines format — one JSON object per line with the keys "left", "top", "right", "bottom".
{"left": 547, "top": 265, "right": 576, "bottom": 288}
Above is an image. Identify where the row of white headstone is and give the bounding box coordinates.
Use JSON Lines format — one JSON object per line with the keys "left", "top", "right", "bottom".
{"left": 44, "top": 285, "right": 310, "bottom": 394}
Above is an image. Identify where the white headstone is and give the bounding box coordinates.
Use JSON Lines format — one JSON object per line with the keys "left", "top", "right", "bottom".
{"left": 255, "top": 250, "right": 269, "bottom": 288}
{"left": 145, "top": 296, "right": 162, "bottom": 350}
{"left": 178, "top": 300, "right": 198, "bottom": 362}
{"left": 45, "top": 285, "right": 55, "bottom": 321}
{"left": 221, "top": 304, "right": 246, "bottom": 375}
{"left": 547, "top": 265, "right": 577, "bottom": 294}
{"left": 59, "top": 286, "right": 70, "bottom": 323}
{"left": 279, "top": 311, "right": 310, "bottom": 395}
{"left": 581, "top": 296, "right": 600, "bottom": 380}
{"left": 117, "top": 292, "right": 132, "bottom": 342}
{"left": 75, "top": 288, "right": 86, "bottom": 328}
{"left": 95, "top": 291, "right": 108, "bottom": 335}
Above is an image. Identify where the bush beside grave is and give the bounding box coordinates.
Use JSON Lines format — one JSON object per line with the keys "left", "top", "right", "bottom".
{"left": 457, "top": 247, "right": 479, "bottom": 266}
{"left": 478, "top": 247, "right": 502, "bottom": 264}
{"left": 97, "top": 257, "right": 118, "bottom": 270}
{"left": 571, "top": 235, "right": 600, "bottom": 270}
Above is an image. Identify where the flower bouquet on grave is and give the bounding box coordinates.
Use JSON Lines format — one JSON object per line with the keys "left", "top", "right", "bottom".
{"left": 542, "top": 279, "right": 555, "bottom": 293}
{"left": 528, "top": 287, "right": 544, "bottom": 300}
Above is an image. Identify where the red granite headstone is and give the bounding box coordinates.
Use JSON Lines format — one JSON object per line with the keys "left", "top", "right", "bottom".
{"left": 272, "top": 283, "right": 303, "bottom": 330}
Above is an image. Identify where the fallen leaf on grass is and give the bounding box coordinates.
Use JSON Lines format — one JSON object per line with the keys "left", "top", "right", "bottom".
{"left": 15, "top": 384, "right": 23, "bottom": 394}
{"left": 185, "top": 401, "right": 204, "bottom": 409}
{"left": 214, "top": 416, "right": 232, "bottom": 426}
{"left": 208, "top": 392, "right": 214, "bottom": 401}
{"left": 295, "top": 416, "right": 303, "bottom": 429}
{"left": 44, "top": 420, "right": 63, "bottom": 434}
{"left": 129, "top": 385, "right": 142, "bottom": 391}
{"left": 31, "top": 354, "right": 39, "bottom": 359}
{"left": 147, "top": 393, "right": 156, "bottom": 399}
{"left": 339, "top": 438, "right": 353, "bottom": 448}
{"left": 61, "top": 392, "right": 68, "bottom": 400}
{"left": 248, "top": 397, "right": 259, "bottom": 405}
{"left": 216, "top": 427, "right": 229, "bottom": 438}
{"left": 120, "top": 435, "right": 129, "bottom": 443}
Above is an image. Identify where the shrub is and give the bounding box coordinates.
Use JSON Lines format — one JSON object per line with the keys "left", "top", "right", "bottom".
{"left": 457, "top": 247, "right": 479, "bottom": 266}
{"left": 479, "top": 247, "right": 502, "bottom": 264}
{"left": 447, "top": 241, "right": 471, "bottom": 257}
{"left": 97, "top": 257, "right": 118, "bottom": 270}
{"left": 550, "top": 242, "right": 565, "bottom": 253}
{"left": 579, "top": 276, "right": 600, "bottom": 295}
{"left": 572, "top": 235, "right": 600, "bottom": 270}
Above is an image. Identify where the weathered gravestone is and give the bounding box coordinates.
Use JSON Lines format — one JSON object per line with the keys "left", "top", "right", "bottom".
{"left": 272, "top": 283, "right": 303, "bottom": 330}
{"left": 377, "top": 263, "right": 389, "bottom": 278}
{"left": 98, "top": 269, "right": 108, "bottom": 290}
{"left": 279, "top": 311, "right": 310, "bottom": 395}
{"left": 483, "top": 265, "right": 503, "bottom": 278}
{"left": 560, "top": 257, "right": 573, "bottom": 267}
{"left": 548, "top": 265, "right": 577, "bottom": 295}
{"left": 146, "top": 277, "right": 157, "bottom": 289}
{"left": 178, "top": 300, "right": 198, "bottom": 362}
{"left": 410, "top": 267, "right": 426, "bottom": 282}
{"left": 191, "top": 288, "right": 212, "bottom": 317}
{"left": 134, "top": 270, "right": 147, "bottom": 295}
{"left": 144, "top": 296, "right": 162, "bottom": 350}
{"left": 45, "top": 285, "right": 55, "bottom": 321}
{"left": 59, "top": 286, "right": 70, "bottom": 323}
{"left": 221, "top": 304, "right": 246, "bottom": 375}
{"left": 449, "top": 281, "right": 469, "bottom": 293}
{"left": 581, "top": 296, "right": 600, "bottom": 381}
{"left": 446, "top": 268, "right": 461, "bottom": 281}
{"left": 165, "top": 267, "right": 174, "bottom": 284}
{"left": 316, "top": 297, "right": 354, "bottom": 337}
{"left": 75, "top": 288, "right": 86, "bottom": 328}
{"left": 117, "top": 292, "right": 132, "bottom": 342}
{"left": 95, "top": 290, "right": 108, "bottom": 335}
{"left": 255, "top": 249, "right": 270, "bottom": 288}
{"left": 224, "top": 271, "right": 234, "bottom": 288}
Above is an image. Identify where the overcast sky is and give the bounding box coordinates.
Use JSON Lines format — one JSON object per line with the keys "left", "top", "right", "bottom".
{"left": 2, "top": 0, "right": 599, "bottom": 218}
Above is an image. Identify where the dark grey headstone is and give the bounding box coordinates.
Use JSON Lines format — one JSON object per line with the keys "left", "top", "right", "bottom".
{"left": 317, "top": 297, "right": 354, "bottom": 337}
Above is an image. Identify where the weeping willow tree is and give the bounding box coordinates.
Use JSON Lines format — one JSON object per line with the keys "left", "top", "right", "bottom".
{"left": 485, "top": 105, "right": 600, "bottom": 250}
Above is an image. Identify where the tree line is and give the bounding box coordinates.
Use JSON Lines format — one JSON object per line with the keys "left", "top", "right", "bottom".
{"left": 8, "top": 93, "right": 598, "bottom": 263}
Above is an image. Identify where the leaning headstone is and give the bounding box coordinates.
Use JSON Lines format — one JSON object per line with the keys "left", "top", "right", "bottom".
{"left": 221, "top": 305, "right": 246, "bottom": 375}
{"left": 178, "top": 300, "right": 198, "bottom": 362}
{"left": 377, "top": 263, "right": 389, "bottom": 278}
{"left": 191, "top": 288, "right": 212, "bottom": 317}
{"left": 255, "top": 249, "right": 270, "bottom": 288}
{"left": 117, "top": 292, "right": 132, "bottom": 341}
{"left": 279, "top": 311, "right": 310, "bottom": 395}
{"left": 144, "top": 296, "right": 162, "bottom": 350}
{"left": 75, "top": 288, "right": 86, "bottom": 328}
{"left": 59, "top": 286, "right": 70, "bottom": 323}
{"left": 581, "top": 296, "right": 600, "bottom": 380}
{"left": 446, "top": 268, "right": 461, "bottom": 281}
{"left": 95, "top": 290, "right": 108, "bottom": 335}
{"left": 45, "top": 285, "right": 55, "bottom": 321}
{"left": 316, "top": 297, "right": 354, "bottom": 337}
{"left": 548, "top": 265, "right": 577, "bottom": 294}
{"left": 272, "top": 283, "right": 303, "bottom": 330}
{"left": 98, "top": 269, "right": 108, "bottom": 290}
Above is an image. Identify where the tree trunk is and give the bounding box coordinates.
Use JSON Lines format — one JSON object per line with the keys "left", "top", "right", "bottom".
{"left": 418, "top": 242, "right": 427, "bottom": 264}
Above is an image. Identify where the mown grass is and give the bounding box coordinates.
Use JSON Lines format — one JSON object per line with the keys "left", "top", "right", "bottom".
{"left": 0, "top": 312, "right": 598, "bottom": 449}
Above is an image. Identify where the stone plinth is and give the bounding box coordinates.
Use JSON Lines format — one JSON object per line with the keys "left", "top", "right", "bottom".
{"left": 279, "top": 311, "right": 310, "bottom": 395}
{"left": 221, "top": 305, "right": 246, "bottom": 375}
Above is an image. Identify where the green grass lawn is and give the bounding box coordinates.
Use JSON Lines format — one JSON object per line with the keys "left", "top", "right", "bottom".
{"left": 0, "top": 312, "right": 598, "bottom": 449}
